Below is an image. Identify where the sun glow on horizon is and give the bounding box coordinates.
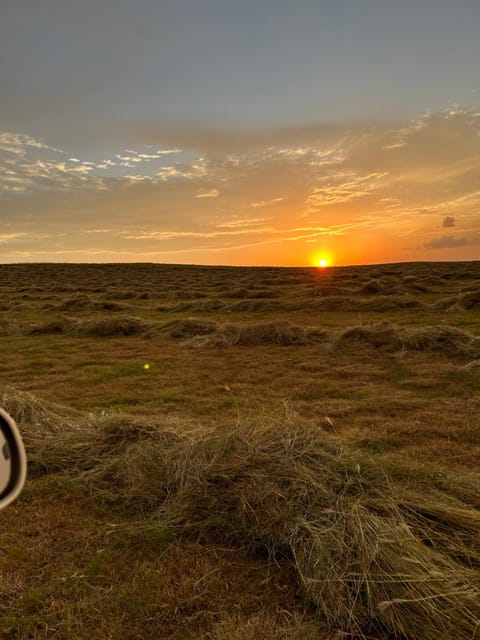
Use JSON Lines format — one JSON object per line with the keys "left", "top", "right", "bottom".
{"left": 311, "top": 252, "right": 333, "bottom": 268}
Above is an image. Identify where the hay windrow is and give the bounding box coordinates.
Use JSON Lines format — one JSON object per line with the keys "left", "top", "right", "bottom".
{"left": 3, "top": 386, "right": 480, "bottom": 639}
{"left": 357, "top": 280, "right": 385, "bottom": 295}
{"left": 434, "top": 289, "right": 480, "bottom": 312}
{"left": 335, "top": 322, "right": 403, "bottom": 352}
{"left": 402, "top": 325, "right": 476, "bottom": 355}
{"left": 46, "top": 294, "right": 134, "bottom": 313}
{"left": 335, "top": 322, "right": 480, "bottom": 357}
{"left": 1, "top": 312, "right": 479, "bottom": 360}
{"left": 68, "top": 315, "right": 152, "bottom": 337}
{"left": 189, "top": 321, "right": 328, "bottom": 348}
{"left": 27, "top": 318, "right": 75, "bottom": 335}
{"left": 145, "top": 317, "right": 220, "bottom": 339}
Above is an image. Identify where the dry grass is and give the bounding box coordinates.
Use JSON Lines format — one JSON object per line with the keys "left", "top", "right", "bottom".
{"left": 149, "top": 317, "right": 220, "bottom": 339}
{"left": 67, "top": 316, "right": 151, "bottom": 337}
{"left": 335, "top": 322, "right": 403, "bottom": 352}
{"left": 191, "top": 321, "right": 316, "bottom": 347}
{"left": 1, "top": 312, "right": 479, "bottom": 364}
{"left": 434, "top": 289, "right": 480, "bottom": 313}
{"left": 336, "top": 322, "right": 480, "bottom": 358}
{"left": 402, "top": 325, "right": 478, "bottom": 355}
{"left": 3, "top": 386, "right": 479, "bottom": 639}
{"left": 1, "top": 261, "right": 480, "bottom": 639}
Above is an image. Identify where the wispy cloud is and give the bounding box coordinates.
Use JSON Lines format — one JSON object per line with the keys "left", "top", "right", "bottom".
{"left": 305, "top": 172, "right": 388, "bottom": 209}
{"left": 0, "top": 132, "right": 63, "bottom": 156}
{"left": 217, "top": 217, "right": 268, "bottom": 229}
{"left": 0, "top": 233, "right": 26, "bottom": 242}
{"left": 251, "top": 197, "right": 285, "bottom": 208}
{"left": 195, "top": 188, "right": 219, "bottom": 198}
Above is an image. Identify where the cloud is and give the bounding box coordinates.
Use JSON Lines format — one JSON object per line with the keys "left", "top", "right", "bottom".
{"left": 305, "top": 172, "right": 388, "bottom": 209}
{"left": 217, "top": 217, "right": 268, "bottom": 229}
{"left": 251, "top": 197, "right": 285, "bottom": 208}
{"left": 442, "top": 216, "right": 455, "bottom": 228}
{"left": 0, "top": 233, "right": 25, "bottom": 243}
{"left": 1, "top": 109, "right": 480, "bottom": 264}
{"left": 0, "top": 132, "right": 109, "bottom": 193}
{"left": 156, "top": 159, "right": 208, "bottom": 181}
{"left": 195, "top": 188, "right": 219, "bottom": 199}
{"left": 116, "top": 148, "right": 181, "bottom": 164}
{"left": 0, "top": 132, "right": 62, "bottom": 156}
{"left": 424, "top": 235, "right": 479, "bottom": 250}
{"left": 0, "top": 134, "right": 186, "bottom": 193}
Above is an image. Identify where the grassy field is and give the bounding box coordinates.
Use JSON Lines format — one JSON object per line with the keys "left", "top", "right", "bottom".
{"left": 0, "top": 261, "right": 479, "bottom": 639}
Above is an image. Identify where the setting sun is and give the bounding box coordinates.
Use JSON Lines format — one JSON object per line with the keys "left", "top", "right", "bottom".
{"left": 311, "top": 252, "right": 333, "bottom": 268}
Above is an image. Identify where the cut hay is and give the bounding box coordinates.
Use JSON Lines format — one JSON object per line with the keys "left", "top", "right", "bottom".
{"left": 0, "top": 319, "right": 25, "bottom": 336}
{"left": 336, "top": 322, "right": 479, "bottom": 358}
{"left": 49, "top": 294, "right": 95, "bottom": 311}
{"left": 146, "top": 317, "right": 220, "bottom": 339}
{"left": 190, "top": 321, "right": 327, "bottom": 348}
{"left": 225, "top": 299, "right": 284, "bottom": 313}
{"left": 433, "top": 290, "right": 480, "bottom": 313}
{"left": 357, "top": 280, "right": 384, "bottom": 295}
{"left": 433, "top": 296, "right": 458, "bottom": 311}
{"left": 402, "top": 325, "right": 475, "bottom": 356}
{"left": 336, "top": 322, "right": 403, "bottom": 352}
{"left": 459, "top": 289, "right": 480, "bottom": 310}
{"left": 68, "top": 316, "right": 151, "bottom": 337}
{"left": 46, "top": 295, "right": 133, "bottom": 313}
{"left": 304, "top": 296, "right": 425, "bottom": 313}
{"left": 222, "top": 287, "right": 280, "bottom": 299}
{"left": 231, "top": 321, "right": 310, "bottom": 346}
{"left": 360, "top": 296, "right": 425, "bottom": 312}
{"left": 3, "top": 386, "right": 480, "bottom": 639}
{"left": 27, "top": 318, "right": 75, "bottom": 335}
{"left": 460, "top": 359, "right": 480, "bottom": 371}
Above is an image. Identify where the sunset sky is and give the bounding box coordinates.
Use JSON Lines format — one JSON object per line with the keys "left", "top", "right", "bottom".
{"left": 1, "top": 0, "right": 479, "bottom": 266}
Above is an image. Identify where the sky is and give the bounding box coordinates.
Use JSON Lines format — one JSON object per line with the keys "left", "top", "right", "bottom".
{"left": 1, "top": 0, "right": 479, "bottom": 266}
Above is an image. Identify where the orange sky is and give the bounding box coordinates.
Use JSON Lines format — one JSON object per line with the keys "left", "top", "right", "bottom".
{"left": 1, "top": 110, "right": 479, "bottom": 265}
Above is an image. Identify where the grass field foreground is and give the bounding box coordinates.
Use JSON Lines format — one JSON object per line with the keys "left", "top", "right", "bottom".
{"left": 0, "top": 262, "right": 479, "bottom": 639}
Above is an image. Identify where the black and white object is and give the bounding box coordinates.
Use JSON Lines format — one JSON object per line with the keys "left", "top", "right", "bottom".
{"left": 0, "top": 409, "right": 27, "bottom": 511}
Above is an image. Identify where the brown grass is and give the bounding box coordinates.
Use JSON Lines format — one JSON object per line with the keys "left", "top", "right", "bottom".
{"left": 1, "top": 261, "right": 480, "bottom": 638}
{"left": 336, "top": 322, "right": 480, "bottom": 358}
{"left": 335, "top": 322, "right": 403, "bottom": 352}
{"left": 3, "top": 386, "right": 479, "bottom": 639}
{"left": 150, "top": 317, "right": 220, "bottom": 339}
{"left": 402, "top": 325, "right": 478, "bottom": 356}
{"left": 190, "top": 322, "right": 329, "bottom": 348}
{"left": 358, "top": 280, "right": 385, "bottom": 295}
{"left": 68, "top": 316, "right": 151, "bottom": 337}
